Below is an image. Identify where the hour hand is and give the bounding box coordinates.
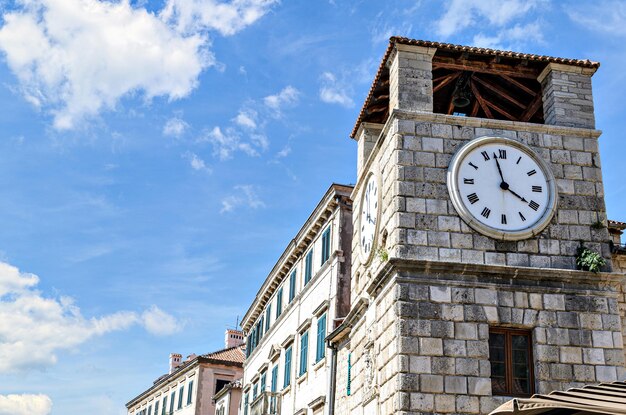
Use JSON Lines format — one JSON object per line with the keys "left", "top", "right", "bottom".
{"left": 507, "top": 188, "right": 527, "bottom": 203}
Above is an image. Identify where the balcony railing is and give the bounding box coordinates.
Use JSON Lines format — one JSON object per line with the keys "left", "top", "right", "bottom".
{"left": 250, "top": 392, "right": 281, "bottom": 415}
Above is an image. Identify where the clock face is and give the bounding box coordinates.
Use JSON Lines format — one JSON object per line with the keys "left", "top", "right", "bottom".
{"left": 447, "top": 136, "right": 557, "bottom": 240}
{"left": 360, "top": 174, "right": 379, "bottom": 259}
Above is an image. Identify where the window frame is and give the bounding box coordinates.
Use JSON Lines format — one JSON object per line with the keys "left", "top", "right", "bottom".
{"left": 178, "top": 385, "right": 184, "bottom": 409}
{"left": 169, "top": 391, "right": 175, "bottom": 413}
{"left": 489, "top": 327, "right": 535, "bottom": 397}
{"left": 187, "top": 380, "right": 194, "bottom": 405}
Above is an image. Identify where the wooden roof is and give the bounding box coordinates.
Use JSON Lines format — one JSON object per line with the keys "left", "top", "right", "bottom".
{"left": 351, "top": 37, "right": 601, "bottom": 138}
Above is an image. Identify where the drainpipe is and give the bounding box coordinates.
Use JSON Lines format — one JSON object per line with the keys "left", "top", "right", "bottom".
{"left": 326, "top": 340, "right": 338, "bottom": 415}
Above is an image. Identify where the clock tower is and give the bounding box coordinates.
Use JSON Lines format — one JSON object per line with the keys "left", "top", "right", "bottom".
{"left": 328, "top": 38, "right": 626, "bottom": 415}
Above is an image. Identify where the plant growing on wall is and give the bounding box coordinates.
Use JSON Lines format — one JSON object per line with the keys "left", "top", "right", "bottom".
{"left": 377, "top": 247, "right": 389, "bottom": 262}
{"left": 576, "top": 246, "right": 605, "bottom": 273}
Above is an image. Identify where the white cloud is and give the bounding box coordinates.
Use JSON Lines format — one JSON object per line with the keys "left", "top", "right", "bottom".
{"left": 263, "top": 85, "right": 300, "bottom": 114}
{"left": 160, "top": 0, "right": 278, "bottom": 36}
{"left": 0, "top": 0, "right": 278, "bottom": 130}
{"left": 142, "top": 305, "right": 181, "bottom": 336}
{"left": 567, "top": 1, "right": 626, "bottom": 37}
{"left": 0, "top": 394, "right": 52, "bottom": 415}
{"left": 221, "top": 185, "right": 265, "bottom": 213}
{"left": 434, "top": 0, "right": 543, "bottom": 38}
{"left": 0, "top": 261, "right": 180, "bottom": 373}
{"left": 234, "top": 109, "right": 258, "bottom": 129}
{"left": 163, "top": 117, "right": 190, "bottom": 138}
{"left": 205, "top": 126, "right": 260, "bottom": 159}
{"left": 318, "top": 71, "right": 354, "bottom": 108}
{"left": 472, "top": 22, "right": 544, "bottom": 50}
{"left": 0, "top": 0, "right": 208, "bottom": 130}
{"left": 183, "top": 151, "right": 212, "bottom": 172}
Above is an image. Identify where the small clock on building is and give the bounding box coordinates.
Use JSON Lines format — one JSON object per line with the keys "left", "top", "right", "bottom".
{"left": 359, "top": 173, "right": 379, "bottom": 261}
{"left": 447, "top": 136, "right": 557, "bottom": 241}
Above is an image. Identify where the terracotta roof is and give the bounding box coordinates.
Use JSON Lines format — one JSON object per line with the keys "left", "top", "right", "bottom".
{"left": 350, "top": 36, "right": 601, "bottom": 138}
{"left": 126, "top": 345, "right": 245, "bottom": 408}
{"left": 490, "top": 381, "right": 626, "bottom": 415}
{"left": 201, "top": 345, "right": 245, "bottom": 365}
{"left": 609, "top": 219, "right": 626, "bottom": 230}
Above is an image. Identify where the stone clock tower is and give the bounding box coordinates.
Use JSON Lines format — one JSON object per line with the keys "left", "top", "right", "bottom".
{"left": 328, "top": 38, "right": 626, "bottom": 415}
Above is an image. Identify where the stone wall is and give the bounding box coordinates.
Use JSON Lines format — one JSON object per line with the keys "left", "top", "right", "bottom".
{"left": 342, "top": 267, "right": 626, "bottom": 415}
{"left": 386, "top": 113, "right": 609, "bottom": 270}
{"left": 539, "top": 63, "right": 596, "bottom": 129}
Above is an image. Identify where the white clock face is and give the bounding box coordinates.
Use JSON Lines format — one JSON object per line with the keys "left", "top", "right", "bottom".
{"left": 360, "top": 175, "right": 378, "bottom": 259}
{"left": 448, "top": 137, "right": 557, "bottom": 240}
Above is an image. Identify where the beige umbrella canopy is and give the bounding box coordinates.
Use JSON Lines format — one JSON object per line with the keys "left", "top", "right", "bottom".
{"left": 490, "top": 382, "right": 626, "bottom": 415}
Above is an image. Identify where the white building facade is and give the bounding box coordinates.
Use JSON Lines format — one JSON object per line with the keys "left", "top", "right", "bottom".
{"left": 240, "top": 184, "right": 353, "bottom": 415}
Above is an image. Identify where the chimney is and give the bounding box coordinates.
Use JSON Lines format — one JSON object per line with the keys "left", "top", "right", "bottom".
{"left": 225, "top": 329, "right": 244, "bottom": 349}
{"left": 169, "top": 353, "right": 182, "bottom": 374}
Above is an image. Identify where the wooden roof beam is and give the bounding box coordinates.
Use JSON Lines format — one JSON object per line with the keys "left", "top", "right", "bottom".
{"left": 471, "top": 75, "right": 526, "bottom": 109}
{"left": 433, "top": 57, "right": 538, "bottom": 78}
{"left": 433, "top": 72, "right": 462, "bottom": 94}
{"left": 520, "top": 93, "right": 543, "bottom": 122}
{"left": 470, "top": 82, "right": 493, "bottom": 118}
{"left": 501, "top": 74, "right": 537, "bottom": 97}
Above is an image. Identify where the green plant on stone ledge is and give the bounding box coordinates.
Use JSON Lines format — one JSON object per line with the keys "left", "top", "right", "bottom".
{"left": 377, "top": 247, "right": 389, "bottom": 262}
{"left": 576, "top": 246, "right": 605, "bottom": 273}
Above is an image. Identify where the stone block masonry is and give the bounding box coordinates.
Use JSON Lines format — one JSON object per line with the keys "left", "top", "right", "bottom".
{"left": 373, "top": 113, "right": 610, "bottom": 273}
{"left": 343, "top": 268, "right": 626, "bottom": 415}
{"left": 539, "top": 63, "right": 597, "bottom": 129}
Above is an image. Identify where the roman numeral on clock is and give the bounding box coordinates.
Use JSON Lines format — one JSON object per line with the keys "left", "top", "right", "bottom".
{"left": 519, "top": 212, "right": 526, "bottom": 221}
{"left": 516, "top": 156, "right": 522, "bottom": 164}
{"left": 467, "top": 193, "right": 479, "bottom": 204}
{"left": 529, "top": 200, "right": 540, "bottom": 211}
{"left": 498, "top": 149, "right": 507, "bottom": 159}
{"left": 468, "top": 162, "right": 478, "bottom": 170}
{"left": 501, "top": 214, "right": 507, "bottom": 225}
{"left": 532, "top": 186, "right": 542, "bottom": 193}
{"left": 481, "top": 151, "right": 490, "bottom": 161}
{"left": 527, "top": 169, "right": 537, "bottom": 176}
{"left": 481, "top": 207, "right": 491, "bottom": 218}
{"left": 464, "top": 178, "right": 474, "bottom": 184}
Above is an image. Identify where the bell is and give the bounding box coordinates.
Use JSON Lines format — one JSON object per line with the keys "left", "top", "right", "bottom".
{"left": 451, "top": 73, "right": 472, "bottom": 108}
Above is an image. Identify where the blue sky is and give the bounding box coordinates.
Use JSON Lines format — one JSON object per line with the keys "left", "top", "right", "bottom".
{"left": 0, "top": 0, "right": 624, "bottom": 414}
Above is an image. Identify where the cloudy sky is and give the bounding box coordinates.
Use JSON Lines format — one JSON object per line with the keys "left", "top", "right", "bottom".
{"left": 0, "top": 0, "right": 625, "bottom": 414}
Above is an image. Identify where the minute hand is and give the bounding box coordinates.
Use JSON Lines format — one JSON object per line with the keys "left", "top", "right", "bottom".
{"left": 507, "top": 188, "right": 527, "bottom": 203}
{"left": 494, "top": 153, "right": 505, "bottom": 182}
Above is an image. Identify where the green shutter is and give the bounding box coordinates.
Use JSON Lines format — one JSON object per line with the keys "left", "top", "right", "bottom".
{"left": 289, "top": 271, "right": 296, "bottom": 302}
{"left": 284, "top": 346, "right": 292, "bottom": 388}
{"left": 316, "top": 314, "right": 326, "bottom": 362}
{"left": 347, "top": 353, "right": 352, "bottom": 396}
{"left": 299, "top": 331, "right": 308, "bottom": 376}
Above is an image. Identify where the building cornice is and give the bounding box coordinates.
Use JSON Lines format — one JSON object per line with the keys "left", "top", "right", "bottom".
{"left": 241, "top": 184, "right": 353, "bottom": 331}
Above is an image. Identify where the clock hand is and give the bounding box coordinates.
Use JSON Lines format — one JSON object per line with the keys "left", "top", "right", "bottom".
{"left": 493, "top": 152, "right": 505, "bottom": 183}
{"left": 506, "top": 187, "right": 528, "bottom": 203}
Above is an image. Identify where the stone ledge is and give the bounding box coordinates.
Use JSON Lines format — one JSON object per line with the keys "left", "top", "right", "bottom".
{"left": 390, "top": 109, "right": 602, "bottom": 138}
{"left": 366, "top": 258, "right": 625, "bottom": 298}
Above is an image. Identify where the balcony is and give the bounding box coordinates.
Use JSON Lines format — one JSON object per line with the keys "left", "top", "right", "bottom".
{"left": 250, "top": 392, "right": 281, "bottom": 415}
